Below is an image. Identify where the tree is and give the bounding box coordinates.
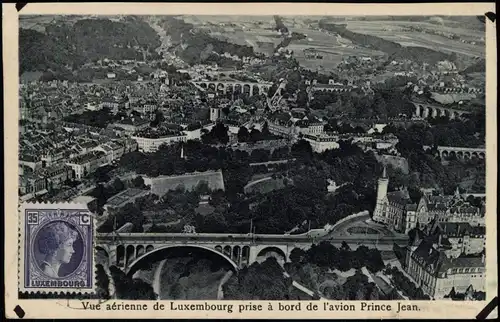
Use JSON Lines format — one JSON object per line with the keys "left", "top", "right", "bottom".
{"left": 131, "top": 176, "right": 145, "bottom": 188}
{"left": 94, "top": 166, "right": 111, "bottom": 183}
{"left": 223, "top": 257, "right": 292, "bottom": 300}
{"left": 249, "top": 129, "right": 263, "bottom": 142}
{"left": 109, "top": 265, "right": 157, "bottom": 300}
{"left": 95, "top": 264, "right": 110, "bottom": 300}
{"left": 289, "top": 248, "right": 306, "bottom": 264}
{"left": 115, "top": 203, "right": 144, "bottom": 232}
{"left": 237, "top": 126, "right": 250, "bottom": 142}
{"left": 150, "top": 110, "right": 165, "bottom": 127}
{"left": 340, "top": 241, "right": 351, "bottom": 252}
{"left": 111, "top": 178, "right": 125, "bottom": 193}
{"left": 291, "top": 139, "right": 313, "bottom": 161}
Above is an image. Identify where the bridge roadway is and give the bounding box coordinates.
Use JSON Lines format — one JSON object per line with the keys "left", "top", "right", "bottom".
{"left": 96, "top": 232, "right": 408, "bottom": 246}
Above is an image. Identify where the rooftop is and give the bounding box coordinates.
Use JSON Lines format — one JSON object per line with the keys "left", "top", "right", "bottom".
{"left": 67, "top": 150, "right": 106, "bottom": 165}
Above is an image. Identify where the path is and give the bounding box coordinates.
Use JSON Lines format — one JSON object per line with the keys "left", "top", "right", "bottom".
{"left": 243, "top": 176, "right": 272, "bottom": 191}
{"left": 217, "top": 271, "right": 234, "bottom": 300}
{"left": 283, "top": 272, "right": 326, "bottom": 300}
{"left": 152, "top": 259, "right": 167, "bottom": 299}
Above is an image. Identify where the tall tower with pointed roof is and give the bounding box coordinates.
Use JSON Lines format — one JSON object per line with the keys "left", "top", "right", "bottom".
{"left": 372, "top": 166, "right": 389, "bottom": 223}
{"left": 376, "top": 165, "right": 389, "bottom": 205}
{"left": 180, "top": 143, "right": 185, "bottom": 159}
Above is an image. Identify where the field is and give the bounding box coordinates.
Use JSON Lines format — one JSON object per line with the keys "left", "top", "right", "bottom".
{"left": 345, "top": 20, "right": 485, "bottom": 58}
{"left": 182, "top": 15, "right": 283, "bottom": 56}
{"left": 183, "top": 15, "right": 387, "bottom": 71}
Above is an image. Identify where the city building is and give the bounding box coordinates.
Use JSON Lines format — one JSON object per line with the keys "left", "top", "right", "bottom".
{"left": 404, "top": 233, "right": 485, "bottom": 299}
{"left": 210, "top": 107, "right": 222, "bottom": 121}
{"left": 302, "top": 133, "right": 340, "bottom": 152}
{"left": 373, "top": 169, "right": 485, "bottom": 234}
{"left": 93, "top": 141, "right": 125, "bottom": 163}
{"left": 113, "top": 117, "right": 150, "bottom": 134}
{"left": 427, "top": 222, "right": 485, "bottom": 258}
{"left": 132, "top": 128, "right": 187, "bottom": 153}
{"left": 65, "top": 150, "right": 108, "bottom": 180}
{"left": 36, "top": 163, "right": 73, "bottom": 191}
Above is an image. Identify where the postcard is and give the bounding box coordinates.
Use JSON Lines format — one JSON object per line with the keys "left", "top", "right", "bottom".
{"left": 3, "top": 2, "right": 497, "bottom": 319}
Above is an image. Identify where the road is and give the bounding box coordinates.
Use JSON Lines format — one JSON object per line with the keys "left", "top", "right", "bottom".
{"left": 97, "top": 232, "right": 407, "bottom": 243}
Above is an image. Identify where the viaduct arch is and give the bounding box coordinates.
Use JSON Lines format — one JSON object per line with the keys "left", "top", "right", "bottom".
{"left": 424, "top": 145, "right": 486, "bottom": 160}
{"left": 191, "top": 81, "right": 272, "bottom": 97}
{"left": 412, "top": 102, "right": 471, "bottom": 120}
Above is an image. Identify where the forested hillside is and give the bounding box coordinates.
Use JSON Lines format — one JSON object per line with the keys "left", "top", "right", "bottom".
{"left": 20, "top": 17, "right": 160, "bottom": 74}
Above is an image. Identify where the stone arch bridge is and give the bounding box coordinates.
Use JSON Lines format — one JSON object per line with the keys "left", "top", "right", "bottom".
{"left": 96, "top": 232, "right": 406, "bottom": 275}
{"left": 424, "top": 145, "right": 485, "bottom": 160}
{"left": 191, "top": 81, "right": 273, "bottom": 97}
{"left": 412, "top": 102, "right": 471, "bottom": 120}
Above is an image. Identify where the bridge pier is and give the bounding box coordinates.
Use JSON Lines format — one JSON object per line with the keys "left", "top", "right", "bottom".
{"left": 423, "top": 107, "right": 429, "bottom": 118}
{"left": 414, "top": 104, "right": 421, "bottom": 118}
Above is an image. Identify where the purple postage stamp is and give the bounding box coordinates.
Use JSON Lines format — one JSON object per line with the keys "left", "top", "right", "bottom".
{"left": 19, "top": 203, "right": 96, "bottom": 293}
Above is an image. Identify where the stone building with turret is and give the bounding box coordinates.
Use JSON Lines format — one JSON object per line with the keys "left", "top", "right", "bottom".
{"left": 372, "top": 167, "right": 485, "bottom": 234}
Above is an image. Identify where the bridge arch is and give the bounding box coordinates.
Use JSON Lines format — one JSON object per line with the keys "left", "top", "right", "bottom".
{"left": 256, "top": 246, "right": 287, "bottom": 263}
{"left": 125, "top": 245, "right": 238, "bottom": 276}
{"left": 243, "top": 84, "right": 251, "bottom": 95}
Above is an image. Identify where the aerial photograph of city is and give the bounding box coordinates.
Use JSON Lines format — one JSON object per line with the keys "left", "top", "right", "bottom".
{"left": 18, "top": 14, "right": 487, "bottom": 301}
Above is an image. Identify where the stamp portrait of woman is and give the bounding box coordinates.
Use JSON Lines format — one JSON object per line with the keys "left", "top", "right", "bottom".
{"left": 36, "top": 221, "right": 81, "bottom": 278}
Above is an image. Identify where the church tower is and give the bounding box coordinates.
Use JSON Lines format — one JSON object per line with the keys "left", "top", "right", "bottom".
{"left": 372, "top": 166, "right": 389, "bottom": 223}
{"left": 376, "top": 165, "right": 389, "bottom": 203}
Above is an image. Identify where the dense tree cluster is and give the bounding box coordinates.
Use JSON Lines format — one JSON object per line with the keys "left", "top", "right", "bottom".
{"left": 383, "top": 118, "right": 486, "bottom": 194}
{"left": 291, "top": 242, "right": 385, "bottom": 273}
{"left": 88, "top": 178, "right": 126, "bottom": 213}
{"left": 109, "top": 265, "right": 157, "bottom": 300}
{"left": 287, "top": 243, "right": 385, "bottom": 300}
{"left": 115, "top": 139, "right": 380, "bottom": 234}
{"left": 223, "top": 257, "right": 294, "bottom": 300}
{"left": 64, "top": 107, "right": 116, "bottom": 128}
{"left": 201, "top": 123, "right": 230, "bottom": 145}
{"left": 20, "top": 17, "right": 160, "bottom": 75}
{"left": 309, "top": 89, "right": 414, "bottom": 119}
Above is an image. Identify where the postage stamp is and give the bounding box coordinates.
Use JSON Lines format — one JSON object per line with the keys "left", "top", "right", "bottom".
{"left": 19, "top": 203, "right": 96, "bottom": 293}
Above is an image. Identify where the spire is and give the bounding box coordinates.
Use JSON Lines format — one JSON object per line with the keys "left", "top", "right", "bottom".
{"left": 381, "top": 165, "right": 387, "bottom": 179}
